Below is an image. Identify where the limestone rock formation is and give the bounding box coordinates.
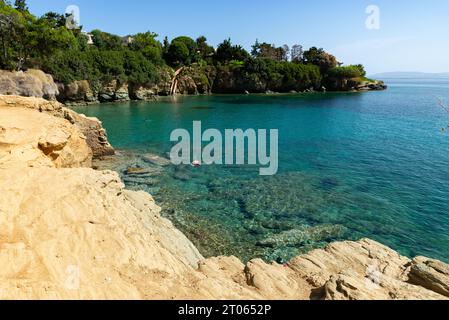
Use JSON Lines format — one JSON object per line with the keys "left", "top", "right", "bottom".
{"left": 0, "top": 69, "right": 59, "bottom": 100}
{"left": 58, "top": 80, "right": 98, "bottom": 105}
{"left": 326, "top": 77, "right": 387, "bottom": 92}
{"left": 288, "top": 239, "right": 448, "bottom": 300}
{"left": 323, "top": 270, "right": 445, "bottom": 300}
{"left": 0, "top": 95, "right": 114, "bottom": 157}
{"left": 129, "top": 84, "right": 159, "bottom": 100}
{"left": 174, "top": 67, "right": 213, "bottom": 95}
{"left": 98, "top": 80, "right": 130, "bottom": 102}
{"left": 0, "top": 166, "right": 205, "bottom": 299}
{"left": 129, "top": 67, "right": 173, "bottom": 99}
{"left": 0, "top": 107, "right": 92, "bottom": 168}
{"left": 408, "top": 257, "right": 449, "bottom": 297}
{"left": 65, "top": 111, "right": 115, "bottom": 157}
{"left": 128, "top": 81, "right": 171, "bottom": 100}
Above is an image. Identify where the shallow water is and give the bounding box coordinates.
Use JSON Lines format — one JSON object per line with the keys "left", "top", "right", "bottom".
{"left": 74, "top": 79, "right": 449, "bottom": 263}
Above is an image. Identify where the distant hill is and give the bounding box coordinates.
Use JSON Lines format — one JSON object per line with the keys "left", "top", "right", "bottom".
{"left": 370, "top": 72, "right": 449, "bottom": 79}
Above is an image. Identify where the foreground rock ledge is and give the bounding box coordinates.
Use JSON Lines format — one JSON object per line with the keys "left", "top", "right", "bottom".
{"left": 0, "top": 95, "right": 114, "bottom": 158}
{"left": 1, "top": 96, "right": 448, "bottom": 300}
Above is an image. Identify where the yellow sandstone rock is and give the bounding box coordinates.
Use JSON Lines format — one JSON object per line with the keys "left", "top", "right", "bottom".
{"left": 0, "top": 95, "right": 114, "bottom": 157}
{"left": 0, "top": 106, "right": 92, "bottom": 168}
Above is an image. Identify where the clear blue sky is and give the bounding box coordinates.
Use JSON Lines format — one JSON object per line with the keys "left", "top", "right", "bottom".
{"left": 27, "top": 0, "right": 449, "bottom": 74}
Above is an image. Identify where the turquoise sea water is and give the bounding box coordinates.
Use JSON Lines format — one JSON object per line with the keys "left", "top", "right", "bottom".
{"left": 74, "top": 78, "right": 449, "bottom": 263}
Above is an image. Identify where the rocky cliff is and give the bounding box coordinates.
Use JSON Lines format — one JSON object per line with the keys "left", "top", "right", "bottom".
{"left": 0, "top": 69, "right": 60, "bottom": 100}
{"left": 57, "top": 66, "right": 212, "bottom": 105}
{"left": 57, "top": 80, "right": 98, "bottom": 105}
{"left": 0, "top": 68, "right": 385, "bottom": 106}
{"left": 0, "top": 95, "right": 447, "bottom": 300}
{"left": 325, "top": 77, "right": 387, "bottom": 92}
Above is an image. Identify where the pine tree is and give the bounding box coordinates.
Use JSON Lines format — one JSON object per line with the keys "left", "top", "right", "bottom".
{"left": 162, "top": 36, "right": 170, "bottom": 55}
{"left": 251, "top": 39, "right": 260, "bottom": 58}
{"left": 14, "top": 0, "right": 28, "bottom": 12}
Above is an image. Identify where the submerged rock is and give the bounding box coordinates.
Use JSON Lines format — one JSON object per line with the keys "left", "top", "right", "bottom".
{"left": 122, "top": 176, "right": 159, "bottom": 186}
{"left": 142, "top": 154, "right": 172, "bottom": 167}
{"left": 126, "top": 167, "right": 152, "bottom": 175}
{"left": 125, "top": 165, "right": 163, "bottom": 178}
{"left": 320, "top": 177, "right": 339, "bottom": 190}
{"left": 257, "top": 225, "right": 346, "bottom": 248}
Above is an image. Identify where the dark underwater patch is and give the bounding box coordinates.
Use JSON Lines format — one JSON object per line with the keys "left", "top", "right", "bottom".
{"left": 191, "top": 106, "right": 214, "bottom": 110}
{"left": 319, "top": 177, "right": 339, "bottom": 191}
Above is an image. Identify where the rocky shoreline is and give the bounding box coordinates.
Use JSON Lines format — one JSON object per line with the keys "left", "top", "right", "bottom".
{"left": 1, "top": 95, "right": 447, "bottom": 300}
{"left": 0, "top": 69, "right": 386, "bottom": 106}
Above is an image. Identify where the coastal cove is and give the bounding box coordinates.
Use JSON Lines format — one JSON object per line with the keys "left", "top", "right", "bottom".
{"left": 3, "top": 0, "right": 449, "bottom": 302}
{"left": 75, "top": 78, "right": 449, "bottom": 264}
{"left": 2, "top": 92, "right": 449, "bottom": 299}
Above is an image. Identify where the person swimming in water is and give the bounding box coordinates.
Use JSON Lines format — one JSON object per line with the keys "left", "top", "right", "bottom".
{"left": 192, "top": 160, "right": 201, "bottom": 167}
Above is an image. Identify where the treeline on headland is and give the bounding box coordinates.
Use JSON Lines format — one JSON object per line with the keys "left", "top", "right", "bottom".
{"left": 0, "top": 1, "right": 385, "bottom": 103}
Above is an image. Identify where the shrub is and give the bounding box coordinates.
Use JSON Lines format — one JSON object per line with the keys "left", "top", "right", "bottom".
{"left": 328, "top": 65, "right": 366, "bottom": 79}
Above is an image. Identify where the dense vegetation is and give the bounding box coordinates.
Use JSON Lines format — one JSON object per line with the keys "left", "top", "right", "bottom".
{"left": 0, "top": 0, "right": 368, "bottom": 93}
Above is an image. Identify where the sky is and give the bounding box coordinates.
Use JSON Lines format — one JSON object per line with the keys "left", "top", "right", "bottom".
{"left": 26, "top": 0, "right": 449, "bottom": 74}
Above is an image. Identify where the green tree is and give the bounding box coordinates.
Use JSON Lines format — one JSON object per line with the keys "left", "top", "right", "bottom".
{"left": 94, "top": 50, "right": 126, "bottom": 83}
{"left": 40, "top": 11, "right": 66, "bottom": 28}
{"left": 303, "top": 47, "right": 338, "bottom": 73}
{"left": 196, "top": 35, "right": 214, "bottom": 61}
{"left": 251, "top": 39, "right": 260, "bottom": 57}
{"left": 14, "top": 0, "right": 27, "bottom": 12}
{"left": 0, "top": 3, "right": 26, "bottom": 69}
{"left": 162, "top": 36, "right": 169, "bottom": 55}
{"left": 166, "top": 36, "right": 198, "bottom": 66}
{"left": 91, "top": 29, "right": 123, "bottom": 50}
{"left": 354, "top": 64, "right": 366, "bottom": 77}
{"left": 129, "top": 31, "right": 163, "bottom": 64}
{"left": 28, "top": 16, "right": 77, "bottom": 60}
{"left": 0, "top": 3, "right": 46, "bottom": 70}
{"left": 215, "top": 38, "right": 249, "bottom": 63}
{"left": 43, "top": 48, "right": 99, "bottom": 84}
{"left": 328, "top": 65, "right": 366, "bottom": 79}
{"left": 166, "top": 40, "right": 189, "bottom": 66}
{"left": 252, "top": 41, "right": 275, "bottom": 59}
{"left": 123, "top": 50, "right": 158, "bottom": 85}
{"left": 251, "top": 41, "right": 288, "bottom": 61}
